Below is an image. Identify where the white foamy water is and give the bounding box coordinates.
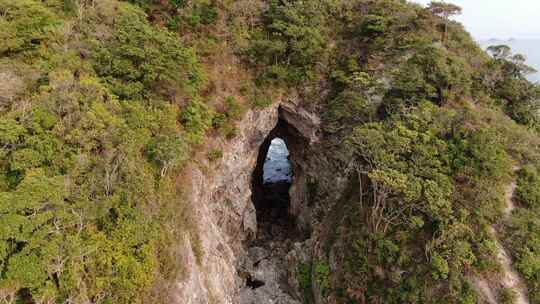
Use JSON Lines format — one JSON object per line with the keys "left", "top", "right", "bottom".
{"left": 263, "top": 138, "right": 292, "bottom": 184}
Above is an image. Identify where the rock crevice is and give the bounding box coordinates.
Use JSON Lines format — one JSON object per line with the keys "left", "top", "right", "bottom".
{"left": 173, "top": 99, "right": 318, "bottom": 304}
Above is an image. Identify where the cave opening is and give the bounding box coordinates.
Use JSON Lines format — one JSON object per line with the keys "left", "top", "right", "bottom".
{"left": 251, "top": 118, "right": 297, "bottom": 244}
{"left": 240, "top": 113, "right": 310, "bottom": 300}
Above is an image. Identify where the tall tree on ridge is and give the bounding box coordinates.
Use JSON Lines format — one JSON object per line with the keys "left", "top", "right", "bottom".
{"left": 427, "top": 1, "right": 462, "bottom": 43}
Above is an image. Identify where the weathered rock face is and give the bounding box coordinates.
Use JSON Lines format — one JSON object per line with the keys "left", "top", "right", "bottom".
{"left": 172, "top": 95, "right": 330, "bottom": 304}
{"left": 172, "top": 103, "right": 280, "bottom": 304}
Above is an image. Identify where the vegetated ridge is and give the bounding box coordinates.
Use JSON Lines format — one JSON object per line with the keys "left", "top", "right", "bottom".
{"left": 1, "top": 0, "right": 540, "bottom": 303}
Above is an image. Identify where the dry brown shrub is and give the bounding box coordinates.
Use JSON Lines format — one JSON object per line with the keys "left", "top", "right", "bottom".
{"left": 0, "top": 70, "right": 24, "bottom": 104}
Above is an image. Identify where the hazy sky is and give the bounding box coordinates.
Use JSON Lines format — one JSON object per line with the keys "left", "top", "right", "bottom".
{"left": 411, "top": 0, "right": 540, "bottom": 40}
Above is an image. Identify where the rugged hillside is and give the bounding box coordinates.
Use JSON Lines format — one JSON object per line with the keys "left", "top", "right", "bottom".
{"left": 1, "top": 0, "right": 540, "bottom": 304}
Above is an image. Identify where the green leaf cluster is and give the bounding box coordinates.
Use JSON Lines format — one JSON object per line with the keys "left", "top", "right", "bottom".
{"left": 93, "top": 8, "right": 202, "bottom": 100}
{"left": 0, "top": 0, "right": 61, "bottom": 55}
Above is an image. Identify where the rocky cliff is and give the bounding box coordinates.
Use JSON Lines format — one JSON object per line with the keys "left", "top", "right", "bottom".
{"left": 171, "top": 90, "right": 339, "bottom": 303}
{"left": 172, "top": 102, "right": 278, "bottom": 303}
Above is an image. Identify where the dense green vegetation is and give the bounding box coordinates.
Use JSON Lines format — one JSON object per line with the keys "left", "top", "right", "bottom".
{"left": 503, "top": 165, "right": 540, "bottom": 302}
{"left": 0, "top": 0, "right": 241, "bottom": 302}
{"left": 246, "top": 0, "right": 335, "bottom": 84}
{"left": 1, "top": 0, "right": 540, "bottom": 303}
{"left": 244, "top": 0, "right": 540, "bottom": 303}
{"left": 337, "top": 104, "right": 522, "bottom": 303}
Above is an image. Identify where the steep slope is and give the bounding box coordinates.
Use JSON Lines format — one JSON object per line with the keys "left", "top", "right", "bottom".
{"left": 497, "top": 169, "right": 529, "bottom": 304}
{"left": 2, "top": 1, "right": 540, "bottom": 304}
{"left": 474, "top": 167, "right": 529, "bottom": 304}
{"left": 232, "top": 0, "right": 540, "bottom": 303}
{"left": 0, "top": 0, "right": 274, "bottom": 302}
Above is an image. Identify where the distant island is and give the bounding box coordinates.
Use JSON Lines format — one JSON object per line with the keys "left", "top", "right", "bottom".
{"left": 487, "top": 37, "right": 518, "bottom": 42}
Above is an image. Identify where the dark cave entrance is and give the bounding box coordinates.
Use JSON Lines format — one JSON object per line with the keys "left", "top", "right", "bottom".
{"left": 251, "top": 118, "right": 297, "bottom": 243}
{"left": 241, "top": 112, "right": 311, "bottom": 296}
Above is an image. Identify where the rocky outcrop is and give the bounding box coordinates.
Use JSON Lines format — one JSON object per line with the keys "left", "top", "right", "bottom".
{"left": 236, "top": 100, "right": 321, "bottom": 304}
{"left": 169, "top": 84, "right": 356, "bottom": 303}
{"left": 172, "top": 102, "right": 279, "bottom": 304}
{"left": 171, "top": 95, "right": 323, "bottom": 304}
{"left": 280, "top": 99, "right": 321, "bottom": 145}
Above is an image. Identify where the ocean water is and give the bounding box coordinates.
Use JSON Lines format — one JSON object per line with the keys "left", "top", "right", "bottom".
{"left": 479, "top": 39, "right": 540, "bottom": 83}
{"left": 263, "top": 138, "right": 292, "bottom": 184}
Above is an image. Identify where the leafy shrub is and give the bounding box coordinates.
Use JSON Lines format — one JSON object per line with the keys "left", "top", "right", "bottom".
{"left": 250, "top": 93, "right": 273, "bottom": 108}
{"left": 148, "top": 134, "right": 190, "bottom": 176}
{"left": 516, "top": 166, "right": 540, "bottom": 209}
{"left": 359, "top": 14, "right": 388, "bottom": 37}
{"left": 211, "top": 96, "right": 246, "bottom": 138}
{"left": 247, "top": 0, "right": 333, "bottom": 84}
{"left": 486, "top": 45, "right": 540, "bottom": 127}
{"left": 207, "top": 149, "right": 223, "bottom": 162}
{"left": 169, "top": 0, "right": 187, "bottom": 8}
{"left": 499, "top": 287, "right": 518, "bottom": 304}
{"left": 297, "top": 263, "right": 314, "bottom": 302}
{"left": 326, "top": 91, "right": 369, "bottom": 124}
{"left": 185, "top": 1, "right": 218, "bottom": 27}
{"left": 384, "top": 46, "right": 472, "bottom": 114}
{"left": 223, "top": 96, "right": 246, "bottom": 121}
{"left": 430, "top": 253, "right": 449, "bottom": 280}
{"left": 93, "top": 8, "right": 202, "bottom": 100}
{"left": 181, "top": 99, "right": 214, "bottom": 144}
{"left": 0, "top": 118, "right": 26, "bottom": 146}
{"left": 297, "top": 263, "right": 312, "bottom": 291}
{"left": 314, "top": 262, "right": 331, "bottom": 296}
{"left": 63, "top": 0, "right": 79, "bottom": 14}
